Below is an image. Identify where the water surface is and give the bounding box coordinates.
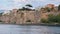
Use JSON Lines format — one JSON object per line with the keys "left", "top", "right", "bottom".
{"left": 0, "top": 24, "right": 60, "bottom": 34}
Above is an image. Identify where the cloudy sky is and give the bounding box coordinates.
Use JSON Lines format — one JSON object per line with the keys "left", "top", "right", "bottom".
{"left": 0, "top": 0, "right": 60, "bottom": 10}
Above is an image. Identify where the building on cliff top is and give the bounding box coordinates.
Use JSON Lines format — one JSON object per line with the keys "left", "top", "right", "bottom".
{"left": 45, "top": 4, "right": 55, "bottom": 8}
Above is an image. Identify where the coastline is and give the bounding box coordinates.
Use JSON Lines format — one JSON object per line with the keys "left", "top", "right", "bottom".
{"left": 0, "top": 23, "right": 60, "bottom": 27}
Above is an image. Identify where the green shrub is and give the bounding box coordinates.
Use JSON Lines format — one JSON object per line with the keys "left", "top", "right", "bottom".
{"left": 48, "top": 14, "right": 57, "bottom": 22}
{"left": 0, "top": 20, "right": 3, "bottom": 22}
{"left": 41, "top": 18, "right": 49, "bottom": 23}
{"left": 41, "top": 14, "right": 60, "bottom": 23}
{"left": 48, "top": 14, "right": 60, "bottom": 23}
{"left": 56, "top": 14, "right": 60, "bottom": 23}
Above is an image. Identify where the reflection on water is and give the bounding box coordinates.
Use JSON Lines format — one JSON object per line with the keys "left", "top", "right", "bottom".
{"left": 0, "top": 24, "right": 60, "bottom": 34}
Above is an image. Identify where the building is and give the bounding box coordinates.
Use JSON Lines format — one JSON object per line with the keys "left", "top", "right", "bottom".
{"left": 45, "top": 4, "right": 55, "bottom": 8}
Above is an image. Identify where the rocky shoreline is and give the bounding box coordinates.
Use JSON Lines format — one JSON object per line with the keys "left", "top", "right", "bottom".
{"left": 0, "top": 23, "right": 60, "bottom": 27}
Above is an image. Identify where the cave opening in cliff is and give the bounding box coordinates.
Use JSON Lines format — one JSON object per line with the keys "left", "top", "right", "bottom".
{"left": 26, "top": 20, "right": 31, "bottom": 22}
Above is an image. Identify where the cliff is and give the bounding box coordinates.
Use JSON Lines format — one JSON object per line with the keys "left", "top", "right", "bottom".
{"left": 0, "top": 9, "right": 41, "bottom": 24}
{"left": 0, "top": 4, "right": 60, "bottom": 24}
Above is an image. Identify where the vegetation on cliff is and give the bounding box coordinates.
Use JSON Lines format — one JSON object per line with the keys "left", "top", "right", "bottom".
{"left": 41, "top": 14, "right": 60, "bottom": 24}
{"left": 58, "top": 5, "right": 60, "bottom": 11}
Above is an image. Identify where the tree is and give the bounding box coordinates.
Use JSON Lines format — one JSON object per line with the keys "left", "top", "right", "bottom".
{"left": 0, "top": 12, "right": 3, "bottom": 16}
{"left": 22, "top": 7, "right": 25, "bottom": 9}
{"left": 46, "top": 7, "right": 51, "bottom": 12}
{"left": 25, "top": 4, "right": 33, "bottom": 10}
{"left": 25, "top": 4, "right": 33, "bottom": 7}
{"left": 18, "top": 4, "right": 33, "bottom": 11}
{"left": 58, "top": 5, "right": 60, "bottom": 11}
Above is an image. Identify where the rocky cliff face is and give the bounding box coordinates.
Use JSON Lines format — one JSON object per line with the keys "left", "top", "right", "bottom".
{"left": 0, "top": 7, "right": 58, "bottom": 24}
{"left": 0, "top": 9, "right": 41, "bottom": 24}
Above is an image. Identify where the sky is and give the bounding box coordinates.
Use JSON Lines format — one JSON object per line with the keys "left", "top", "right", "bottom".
{"left": 0, "top": 0, "right": 60, "bottom": 10}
